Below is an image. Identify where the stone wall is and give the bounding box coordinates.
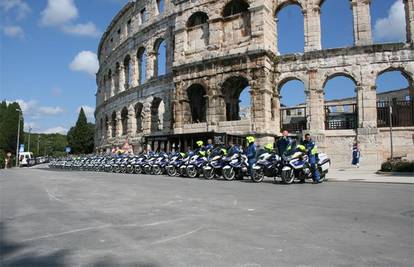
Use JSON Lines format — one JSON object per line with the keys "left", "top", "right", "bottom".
{"left": 95, "top": 0, "right": 414, "bottom": 168}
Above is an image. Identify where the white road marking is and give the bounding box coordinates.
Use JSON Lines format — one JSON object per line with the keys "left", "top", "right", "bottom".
{"left": 151, "top": 227, "right": 203, "bottom": 245}
{"left": 45, "top": 188, "right": 63, "bottom": 202}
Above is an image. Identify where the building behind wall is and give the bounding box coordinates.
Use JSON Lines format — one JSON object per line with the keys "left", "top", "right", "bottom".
{"left": 95, "top": 0, "right": 414, "bottom": 167}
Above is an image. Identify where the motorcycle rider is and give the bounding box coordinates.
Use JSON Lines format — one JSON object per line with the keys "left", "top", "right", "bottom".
{"left": 246, "top": 136, "right": 257, "bottom": 177}
{"left": 227, "top": 140, "right": 240, "bottom": 157}
{"left": 195, "top": 140, "right": 207, "bottom": 157}
{"left": 277, "top": 130, "right": 292, "bottom": 156}
{"left": 206, "top": 139, "right": 214, "bottom": 155}
{"left": 302, "top": 133, "right": 321, "bottom": 184}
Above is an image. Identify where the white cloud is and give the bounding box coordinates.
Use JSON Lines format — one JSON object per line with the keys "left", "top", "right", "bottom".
{"left": 69, "top": 51, "right": 99, "bottom": 76}
{"left": 374, "top": 0, "right": 406, "bottom": 43}
{"left": 39, "top": 0, "right": 100, "bottom": 38}
{"left": 38, "top": 106, "right": 64, "bottom": 115}
{"left": 43, "top": 126, "right": 68, "bottom": 134}
{"left": 78, "top": 105, "right": 95, "bottom": 121}
{"left": 8, "top": 99, "right": 64, "bottom": 116}
{"left": 3, "top": 25, "right": 24, "bottom": 39}
{"left": 40, "top": 0, "right": 78, "bottom": 26}
{"left": 62, "top": 22, "right": 100, "bottom": 37}
{"left": 0, "top": 0, "right": 31, "bottom": 20}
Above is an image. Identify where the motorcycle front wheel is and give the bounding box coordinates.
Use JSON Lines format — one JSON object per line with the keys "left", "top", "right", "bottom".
{"left": 281, "top": 169, "right": 295, "bottom": 184}
{"left": 251, "top": 168, "right": 264, "bottom": 183}
{"left": 186, "top": 166, "right": 198, "bottom": 178}
{"left": 166, "top": 166, "right": 177, "bottom": 177}
{"left": 153, "top": 165, "right": 162, "bottom": 175}
{"left": 134, "top": 165, "right": 142, "bottom": 174}
{"left": 203, "top": 168, "right": 214, "bottom": 180}
{"left": 223, "top": 167, "right": 235, "bottom": 181}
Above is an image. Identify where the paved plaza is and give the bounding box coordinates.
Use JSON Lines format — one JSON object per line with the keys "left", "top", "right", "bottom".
{"left": 1, "top": 166, "right": 413, "bottom": 267}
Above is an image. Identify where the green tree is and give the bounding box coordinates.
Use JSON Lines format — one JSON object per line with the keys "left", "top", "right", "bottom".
{"left": 67, "top": 108, "right": 95, "bottom": 154}
{"left": 0, "top": 101, "right": 24, "bottom": 153}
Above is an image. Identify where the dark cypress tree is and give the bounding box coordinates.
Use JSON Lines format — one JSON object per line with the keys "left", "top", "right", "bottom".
{"left": 68, "top": 108, "right": 95, "bottom": 154}
{"left": 0, "top": 102, "right": 24, "bottom": 153}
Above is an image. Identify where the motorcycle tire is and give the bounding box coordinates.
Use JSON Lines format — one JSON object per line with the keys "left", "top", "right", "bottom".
{"left": 203, "top": 168, "right": 214, "bottom": 180}
{"left": 281, "top": 169, "right": 295, "bottom": 184}
{"left": 186, "top": 166, "right": 198, "bottom": 178}
{"left": 251, "top": 169, "right": 264, "bottom": 183}
{"left": 127, "top": 166, "right": 134, "bottom": 174}
{"left": 144, "top": 166, "right": 152, "bottom": 175}
{"left": 166, "top": 166, "right": 177, "bottom": 177}
{"left": 223, "top": 167, "right": 235, "bottom": 181}
{"left": 134, "top": 165, "right": 142, "bottom": 174}
{"left": 153, "top": 165, "right": 162, "bottom": 175}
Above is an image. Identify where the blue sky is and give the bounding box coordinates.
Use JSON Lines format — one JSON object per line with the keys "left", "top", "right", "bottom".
{"left": 0, "top": 0, "right": 409, "bottom": 133}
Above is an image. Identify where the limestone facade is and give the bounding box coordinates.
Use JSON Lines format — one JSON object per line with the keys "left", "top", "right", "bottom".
{"left": 95, "top": 0, "right": 414, "bottom": 167}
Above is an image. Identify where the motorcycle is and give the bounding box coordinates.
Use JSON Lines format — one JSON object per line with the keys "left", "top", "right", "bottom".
{"left": 251, "top": 149, "right": 281, "bottom": 183}
{"left": 280, "top": 151, "right": 330, "bottom": 184}
{"left": 222, "top": 152, "right": 249, "bottom": 181}
{"left": 203, "top": 148, "right": 226, "bottom": 180}
{"left": 186, "top": 154, "right": 207, "bottom": 178}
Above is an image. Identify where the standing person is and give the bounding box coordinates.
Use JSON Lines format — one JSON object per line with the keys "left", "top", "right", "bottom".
{"left": 227, "top": 140, "right": 240, "bottom": 157}
{"left": 277, "top": 130, "right": 292, "bottom": 156}
{"left": 352, "top": 140, "right": 361, "bottom": 168}
{"left": 246, "top": 136, "right": 256, "bottom": 177}
{"left": 302, "top": 133, "right": 321, "bottom": 184}
{"left": 206, "top": 138, "right": 214, "bottom": 155}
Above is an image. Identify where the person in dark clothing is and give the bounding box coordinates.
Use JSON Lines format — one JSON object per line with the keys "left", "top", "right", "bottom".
{"left": 246, "top": 136, "right": 256, "bottom": 177}
{"left": 277, "top": 130, "right": 292, "bottom": 156}
{"left": 302, "top": 133, "right": 321, "bottom": 183}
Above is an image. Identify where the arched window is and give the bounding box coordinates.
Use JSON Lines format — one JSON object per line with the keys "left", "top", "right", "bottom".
{"left": 187, "top": 12, "right": 209, "bottom": 27}
{"left": 278, "top": 79, "right": 307, "bottom": 132}
{"left": 137, "top": 47, "right": 146, "bottom": 84}
{"left": 187, "top": 84, "right": 207, "bottom": 123}
{"left": 223, "top": 0, "right": 249, "bottom": 17}
{"left": 323, "top": 74, "right": 358, "bottom": 130}
{"left": 186, "top": 12, "right": 209, "bottom": 51}
{"left": 105, "top": 116, "right": 109, "bottom": 138}
{"left": 222, "top": 76, "right": 250, "bottom": 121}
{"left": 155, "top": 39, "right": 167, "bottom": 77}
{"left": 121, "top": 107, "right": 128, "bottom": 135}
{"left": 157, "top": 0, "right": 164, "bottom": 15}
{"left": 107, "top": 69, "right": 113, "bottom": 97}
{"left": 276, "top": 2, "right": 304, "bottom": 54}
{"left": 135, "top": 103, "right": 143, "bottom": 133}
{"left": 320, "top": 0, "right": 354, "bottom": 49}
{"left": 151, "top": 97, "right": 165, "bottom": 132}
{"left": 115, "top": 62, "right": 120, "bottom": 94}
{"left": 371, "top": 0, "right": 407, "bottom": 44}
{"left": 111, "top": 111, "right": 116, "bottom": 137}
{"left": 124, "top": 55, "right": 132, "bottom": 89}
{"left": 376, "top": 69, "right": 413, "bottom": 127}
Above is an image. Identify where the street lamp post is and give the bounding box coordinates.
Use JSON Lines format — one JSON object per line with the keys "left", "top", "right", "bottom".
{"left": 15, "top": 109, "right": 22, "bottom": 167}
{"left": 28, "top": 127, "right": 32, "bottom": 152}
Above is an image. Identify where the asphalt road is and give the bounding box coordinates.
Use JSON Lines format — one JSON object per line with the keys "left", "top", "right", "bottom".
{"left": 1, "top": 166, "right": 413, "bottom": 267}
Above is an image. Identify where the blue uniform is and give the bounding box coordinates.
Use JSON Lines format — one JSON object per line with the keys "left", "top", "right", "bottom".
{"left": 227, "top": 145, "right": 240, "bottom": 157}
{"left": 277, "top": 136, "right": 292, "bottom": 156}
{"left": 302, "top": 139, "right": 320, "bottom": 182}
{"left": 246, "top": 143, "right": 256, "bottom": 176}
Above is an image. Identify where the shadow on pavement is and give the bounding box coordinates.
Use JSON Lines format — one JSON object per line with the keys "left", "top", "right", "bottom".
{"left": 0, "top": 222, "right": 160, "bottom": 267}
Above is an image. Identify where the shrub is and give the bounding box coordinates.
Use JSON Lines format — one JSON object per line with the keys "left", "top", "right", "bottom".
{"left": 381, "top": 159, "right": 414, "bottom": 172}
{"left": 0, "top": 149, "right": 4, "bottom": 169}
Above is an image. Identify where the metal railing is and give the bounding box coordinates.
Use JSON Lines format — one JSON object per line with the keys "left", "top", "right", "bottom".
{"left": 280, "top": 107, "right": 307, "bottom": 132}
{"left": 325, "top": 104, "right": 357, "bottom": 130}
{"left": 377, "top": 100, "right": 413, "bottom": 127}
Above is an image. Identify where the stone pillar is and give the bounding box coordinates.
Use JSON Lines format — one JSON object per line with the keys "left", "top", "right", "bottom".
{"left": 357, "top": 85, "right": 378, "bottom": 128}
{"left": 130, "top": 57, "right": 139, "bottom": 88}
{"left": 127, "top": 107, "right": 136, "bottom": 136}
{"left": 351, "top": 0, "right": 373, "bottom": 46}
{"left": 146, "top": 51, "right": 156, "bottom": 80}
{"left": 307, "top": 70, "right": 325, "bottom": 132}
{"left": 108, "top": 74, "right": 114, "bottom": 97}
{"left": 404, "top": 0, "right": 414, "bottom": 43}
{"left": 142, "top": 102, "right": 152, "bottom": 134}
{"left": 272, "top": 92, "right": 281, "bottom": 133}
{"left": 251, "top": 87, "right": 273, "bottom": 133}
{"left": 116, "top": 112, "right": 122, "bottom": 137}
{"left": 106, "top": 120, "right": 111, "bottom": 139}
{"left": 274, "top": 18, "right": 279, "bottom": 55}
{"left": 207, "top": 19, "right": 224, "bottom": 50}
{"left": 303, "top": 6, "right": 322, "bottom": 52}
{"left": 119, "top": 65, "right": 125, "bottom": 92}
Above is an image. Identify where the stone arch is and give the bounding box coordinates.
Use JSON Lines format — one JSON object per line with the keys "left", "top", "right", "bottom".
{"left": 323, "top": 73, "right": 359, "bottom": 130}
{"left": 121, "top": 107, "right": 128, "bottom": 135}
{"left": 275, "top": 1, "right": 304, "bottom": 54}
{"left": 123, "top": 55, "right": 132, "bottom": 89}
{"left": 154, "top": 38, "right": 167, "bottom": 77}
{"left": 322, "top": 72, "right": 360, "bottom": 89}
{"left": 105, "top": 115, "right": 109, "bottom": 138}
{"left": 377, "top": 66, "right": 413, "bottom": 86}
{"left": 187, "top": 12, "right": 209, "bottom": 27}
{"left": 221, "top": 76, "right": 250, "bottom": 121}
{"left": 186, "top": 11, "right": 210, "bottom": 50}
{"left": 137, "top": 47, "right": 146, "bottom": 84}
{"left": 111, "top": 111, "right": 117, "bottom": 137}
{"left": 277, "top": 76, "right": 308, "bottom": 93}
{"left": 223, "top": 0, "right": 249, "bottom": 17}
{"left": 187, "top": 84, "right": 207, "bottom": 123}
{"left": 135, "top": 102, "right": 144, "bottom": 133}
{"left": 151, "top": 97, "right": 165, "bottom": 132}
